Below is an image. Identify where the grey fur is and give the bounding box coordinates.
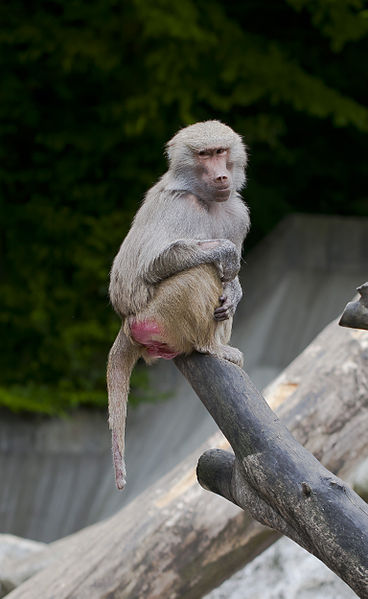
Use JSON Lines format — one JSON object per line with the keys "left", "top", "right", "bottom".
{"left": 107, "top": 120, "right": 250, "bottom": 489}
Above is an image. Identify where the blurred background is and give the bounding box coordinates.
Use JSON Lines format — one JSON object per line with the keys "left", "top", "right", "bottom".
{"left": 0, "top": 2, "right": 368, "bottom": 597}
{"left": 1, "top": 0, "right": 368, "bottom": 415}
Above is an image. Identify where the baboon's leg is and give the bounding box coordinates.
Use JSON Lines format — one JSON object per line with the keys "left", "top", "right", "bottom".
{"left": 194, "top": 318, "right": 243, "bottom": 366}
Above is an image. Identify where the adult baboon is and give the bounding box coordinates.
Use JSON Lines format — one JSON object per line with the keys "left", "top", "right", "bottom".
{"left": 108, "top": 121, "right": 250, "bottom": 488}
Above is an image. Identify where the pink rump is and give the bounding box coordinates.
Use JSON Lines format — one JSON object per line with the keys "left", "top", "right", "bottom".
{"left": 130, "top": 319, "right": 180, "bottom": 360}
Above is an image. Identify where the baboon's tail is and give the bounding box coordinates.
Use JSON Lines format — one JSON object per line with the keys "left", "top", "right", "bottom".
{"left": 107, "top": 326, "right": 140, "bottom": 489}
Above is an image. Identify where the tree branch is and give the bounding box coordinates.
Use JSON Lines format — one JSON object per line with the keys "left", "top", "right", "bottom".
{"left": 339, "top": 282, "right": 368, "bottom": 330}
{"left": 175, "top": 353, "right": 368, "bottom": 598}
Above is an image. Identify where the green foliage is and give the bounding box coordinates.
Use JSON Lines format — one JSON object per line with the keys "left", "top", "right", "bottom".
{"left": 1, "top": 0, "right": 367, "bottom": 413}
{"left": 286, "top": 0, "right": 368, "bottom": 50}
{"left": 0, "top": 367, "right": 155, "bottom": 414}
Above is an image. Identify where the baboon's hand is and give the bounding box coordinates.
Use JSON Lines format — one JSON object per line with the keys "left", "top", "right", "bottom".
{"left": 214, "top": 278, "right": 243, "bottom": 321}
{"left": 219, "top": 247, "right": 241, "bottom": 282}
{"left": 214, "top": 293, "right": 234, "bottom": 321}
{"left": 211, "top": 239, "right": 240, "bottom": 282}
{"left": 196, "top": 238, "right": 240, "bottom": 282}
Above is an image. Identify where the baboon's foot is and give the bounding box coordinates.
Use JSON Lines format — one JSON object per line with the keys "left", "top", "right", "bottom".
{"left": 220, "top": 345, "right": 243, "bottom": 367}
{"left": 195, "top": 344, "right": 243, "bottom": 367}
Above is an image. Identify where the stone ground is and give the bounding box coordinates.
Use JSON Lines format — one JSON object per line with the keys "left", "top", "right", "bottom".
{"left": 205, "top": 537, "right": 356, "bottom": 599}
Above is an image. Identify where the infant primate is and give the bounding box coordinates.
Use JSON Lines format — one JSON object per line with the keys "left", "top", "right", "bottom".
{"left": 108, "top": 121, "right": 250, "bottom": 489}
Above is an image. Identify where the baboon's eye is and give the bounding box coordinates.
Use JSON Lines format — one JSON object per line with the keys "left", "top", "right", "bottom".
{"left": 216, "top": 148, "right": 226, "bottom": 155}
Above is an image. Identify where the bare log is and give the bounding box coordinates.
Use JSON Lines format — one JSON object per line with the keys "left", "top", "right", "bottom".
{"left": 339, "top": 282, "right": 368, "bottom": 330}
{"left": 176, "top": 355, "right": 368, "bottom": 597}
{"left": 6, "top": 322, "right": 368, "bottom": 599}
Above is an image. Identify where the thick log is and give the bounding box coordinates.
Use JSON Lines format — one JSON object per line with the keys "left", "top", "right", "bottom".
{"left": 176, "top": 356, "right": 368, "bottom": 597}
{"left": 6, "top": 321, "right": 368, "bottom": 599}
{"left": 339, "top": 282, "right": 368, "bottom": 330}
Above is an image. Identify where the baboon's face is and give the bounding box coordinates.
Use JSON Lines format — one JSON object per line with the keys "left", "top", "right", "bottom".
{"left": 195, "top": 147, "right": 232, "bottom": 202}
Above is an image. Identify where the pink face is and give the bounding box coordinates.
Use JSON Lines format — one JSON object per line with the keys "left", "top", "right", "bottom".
{"left": 196, "top": 148, "right": 232, "bottom": 202}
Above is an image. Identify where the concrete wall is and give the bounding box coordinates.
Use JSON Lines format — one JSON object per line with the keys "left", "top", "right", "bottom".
{"left": 0, "top": 214, "right": 367, "bottom": 542}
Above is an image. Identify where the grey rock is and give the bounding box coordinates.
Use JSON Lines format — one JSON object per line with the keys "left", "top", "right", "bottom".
{"left": 205, "top": 537, "right": 356, "bottom": 599}
{"left": 0, "top": 535, "right": 46, "bottom": 598}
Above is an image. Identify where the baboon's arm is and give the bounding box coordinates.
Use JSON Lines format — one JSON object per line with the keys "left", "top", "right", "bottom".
{"left": 144, "top": 238, "right": 241, "bottom": 285}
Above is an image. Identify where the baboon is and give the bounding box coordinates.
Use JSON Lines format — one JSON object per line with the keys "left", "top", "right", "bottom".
{"left": 108, "top": 120, "right": 250, "bottom": 489}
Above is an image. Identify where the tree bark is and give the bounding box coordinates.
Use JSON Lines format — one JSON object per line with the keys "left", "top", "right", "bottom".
{"left": 6, "top": 320, "right": 368, "bottom": 599}
{"left": 176, "top": 355, "right": 368, "bottom": 597}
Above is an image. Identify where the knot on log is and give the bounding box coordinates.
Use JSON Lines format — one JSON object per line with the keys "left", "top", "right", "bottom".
{"left": 301, "top": 482, "right": 312, "bottom": 497}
